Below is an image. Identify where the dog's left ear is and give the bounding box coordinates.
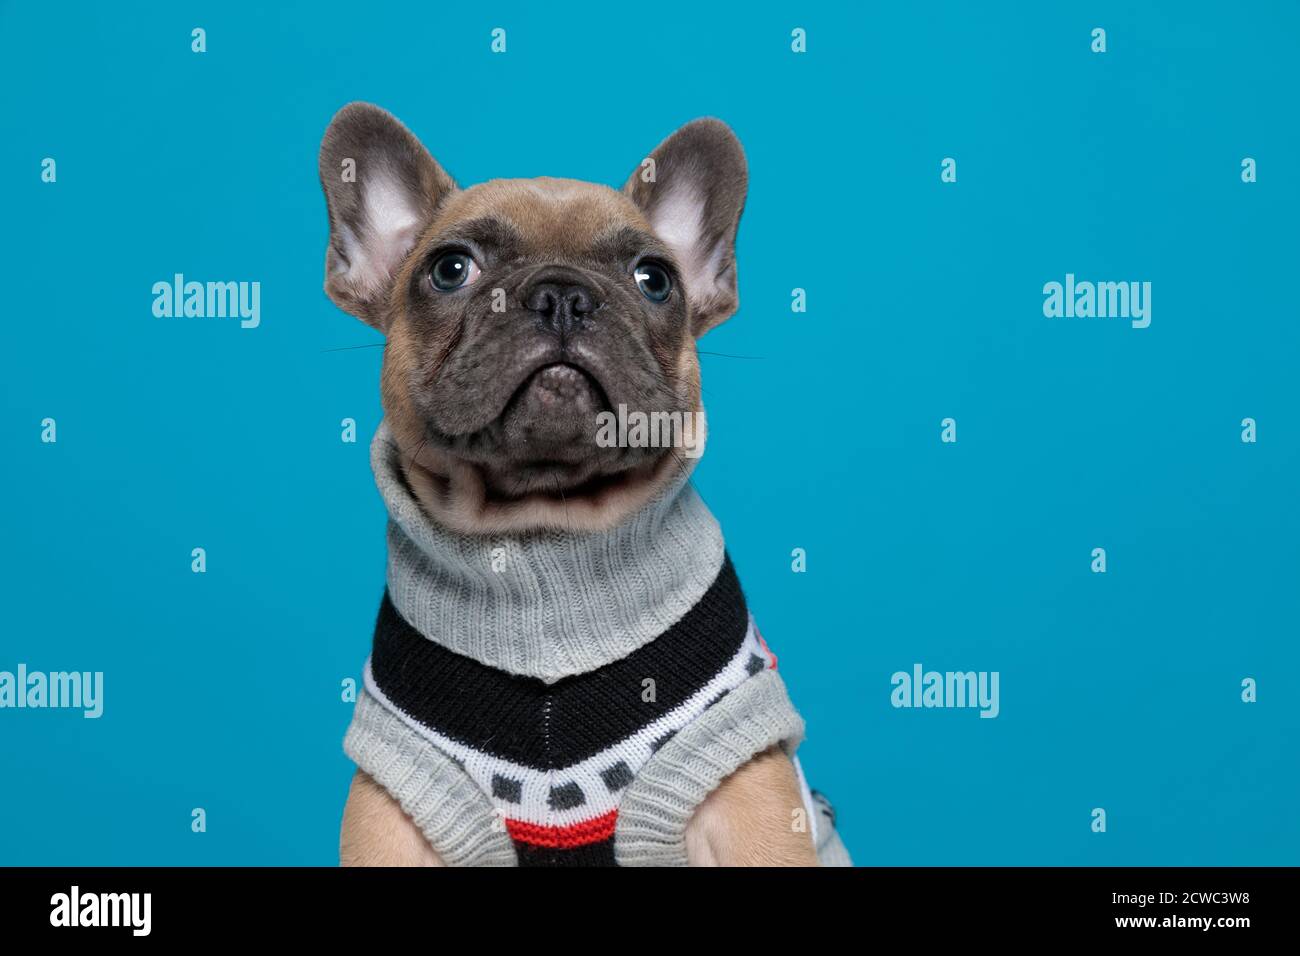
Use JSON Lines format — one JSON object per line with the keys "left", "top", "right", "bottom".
{"left": 623, "top": 118, "right": 748, "bottom": 337}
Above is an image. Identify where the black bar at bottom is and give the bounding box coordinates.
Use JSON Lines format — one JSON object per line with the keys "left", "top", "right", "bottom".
{"left": 0, "top": 866, "right": 1287, "bottom": 940}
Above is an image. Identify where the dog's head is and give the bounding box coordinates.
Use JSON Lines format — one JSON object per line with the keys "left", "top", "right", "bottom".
{"left": 319, "top": 103, "right": 747, "bottom": 534}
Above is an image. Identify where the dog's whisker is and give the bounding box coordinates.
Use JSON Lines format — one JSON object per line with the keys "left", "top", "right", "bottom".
{"left": 696, "top": 350, "right": 765, "bottom": 360}
{"left": 551, "top": 474, "right": 576, "bottom": 535}
{"left": 406, "top": 437, "right": 429, "bottom": 477}
{"left": 321, "top": 342, "right": 386, "bottom": 352}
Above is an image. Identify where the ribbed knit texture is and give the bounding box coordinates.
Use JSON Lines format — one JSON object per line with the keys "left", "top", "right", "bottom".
{"left": 367, "top": 558, "right": 752, "bottom": 767}
{"left": 344, "top": 690, "right": 517, "bottom": 866}
{"left": 373, "top": 422, "right": 727, "bottom": 683}
{"left": 614, "top": 668, "right": 806, "bottom": 866}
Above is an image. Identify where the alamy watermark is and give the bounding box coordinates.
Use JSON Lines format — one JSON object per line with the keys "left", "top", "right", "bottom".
{"left": 0, "top": 664, "right": 103, "bottom": 718}
{"left": 152, "top": 273, "right": 261, "bottom": 329}
{"left": 891, "top": 663, "right": 999, "bottom": 718}
{"left": 1043, "top": 273, "right": 1151, "bottom": 329}
{"left": 594, "top": 404, "right": 705, "bottom": 458}
{"left": 50, "top": 886, "right": 150, "bottom": 936}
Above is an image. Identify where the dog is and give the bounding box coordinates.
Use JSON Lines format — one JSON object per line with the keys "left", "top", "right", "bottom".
{"left": 320, "top": 103, "right": 847, "bottom": 866}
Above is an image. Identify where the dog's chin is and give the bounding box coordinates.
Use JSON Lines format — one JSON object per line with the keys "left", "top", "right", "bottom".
{"left": 482, "top": 454, "right": 669, "bottom": 509}
{"left": 403, "top": 364, "right": 701, "bottom": 535}
{"left": 405, "top": 444, "right": 684, "bottom": 537}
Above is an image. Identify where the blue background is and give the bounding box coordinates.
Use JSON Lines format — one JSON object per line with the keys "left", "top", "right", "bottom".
{"left": 2, "top": 1, "right": 1296, "bottom": 865}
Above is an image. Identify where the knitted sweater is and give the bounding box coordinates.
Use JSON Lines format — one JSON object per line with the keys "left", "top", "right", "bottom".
{"left": 344, "top": 423, "right": 851, "bottom": 866}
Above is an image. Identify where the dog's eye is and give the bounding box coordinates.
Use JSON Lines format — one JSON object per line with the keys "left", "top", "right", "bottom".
{"left": 429, "top": 252, "right": 481, "bottom": 291}
{"left": 633, "top": 261, "right": 672, "bottom": 302}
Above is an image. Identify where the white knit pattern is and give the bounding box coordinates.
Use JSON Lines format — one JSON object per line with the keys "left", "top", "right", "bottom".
{"left": 361, "top": 615, "right": 772, "bottom": 828}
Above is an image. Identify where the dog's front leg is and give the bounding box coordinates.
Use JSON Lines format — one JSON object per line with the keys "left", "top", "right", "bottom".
{"left": 684, "top": 746, "right": 820, "bottom": 866}
{"left": 340, "top": 769, "right": 446, "bottom": 866}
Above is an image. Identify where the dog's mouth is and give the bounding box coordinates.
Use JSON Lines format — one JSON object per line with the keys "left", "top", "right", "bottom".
{"left": 426, "top": 360, "right": 671, "bottom": 502}
{"left": 504, "top": 362, "right": 612, "bottom": 430}
{"left": 485, "top": 362, "right": 616, "bottom": 499}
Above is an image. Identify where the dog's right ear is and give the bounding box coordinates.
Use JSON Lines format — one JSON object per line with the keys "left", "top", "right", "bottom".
{"left": 318, "top": 103, "right": 457, "bottom": 329}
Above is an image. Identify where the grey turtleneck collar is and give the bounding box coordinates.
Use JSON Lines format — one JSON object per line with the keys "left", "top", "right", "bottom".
{"left": 372, "top": 422, "right": 726, "bottom": 683}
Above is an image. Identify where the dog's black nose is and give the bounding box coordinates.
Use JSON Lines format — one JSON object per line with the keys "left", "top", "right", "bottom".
{"left": 524, "top": 278, "right": 599, "bottom": 338}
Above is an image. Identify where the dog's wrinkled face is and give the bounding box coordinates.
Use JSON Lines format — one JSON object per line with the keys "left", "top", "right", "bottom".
{"left": 398, "top": 180, "right": 692, "bottom": 501}
{"left": 319, "top": 104, "right": 747, "bottom": 534}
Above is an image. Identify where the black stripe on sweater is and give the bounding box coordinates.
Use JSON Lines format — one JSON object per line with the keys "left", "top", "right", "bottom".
{"left": 514, "top": 837, "right": 617, "bottom": 867}
{"left": 369, "top": 554, "right": 749, "bottom": 769}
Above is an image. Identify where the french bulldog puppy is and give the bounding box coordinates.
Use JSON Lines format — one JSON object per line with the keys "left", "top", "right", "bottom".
{"left": 322, "top": 103, "right": 830, "bottom": 866}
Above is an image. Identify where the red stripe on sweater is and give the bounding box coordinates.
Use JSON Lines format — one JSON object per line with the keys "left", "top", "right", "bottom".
{"left": 754, "top": 623, "right": 778, "bottom": 670}
{"left": 506, "top": 810, "right": 618, "bottom": 849}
